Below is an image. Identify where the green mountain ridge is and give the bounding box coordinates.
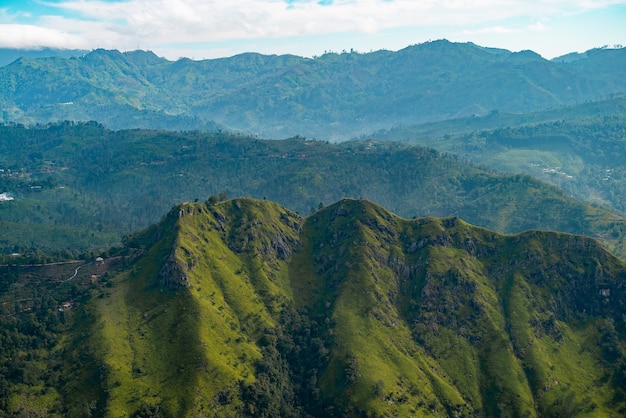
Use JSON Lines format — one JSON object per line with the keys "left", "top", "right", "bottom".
{"left": 4, "top": 197, "right": 624, "bottom": 416}
{"left": 2, "top": 123, "right": 626, "bottom": 260}
{"left": 0, "top": 48, "right": 88, "bottom": 68}
{"left": 1, "top": 40, "right": 625, "bottom": 140}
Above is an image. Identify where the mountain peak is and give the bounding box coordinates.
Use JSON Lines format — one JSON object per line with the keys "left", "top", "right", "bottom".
{"left": 123, "top": 49, "right": 166, "bottom": 66}
{"left": 507, "top": 49, "right": 546, "bottom": 62}
{"left": 5, "top": 196, "right": 626, "bottom": 416}
{"left": 84, "top": 48, "right": 125, "bottom": 58}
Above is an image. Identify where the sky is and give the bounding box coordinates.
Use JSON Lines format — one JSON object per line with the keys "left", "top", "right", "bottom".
{"left": 0, "top": 0, "right": 625, "bottom": 60}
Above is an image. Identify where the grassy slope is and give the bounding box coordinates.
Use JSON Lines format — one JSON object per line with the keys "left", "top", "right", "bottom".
{"left": 300, "top": 199, "right": 626, "bottom": 416}
{"left": 62, "top": 197, "right": 626, "bottom": 417}
{"left": 67, "top": 199, "right": 301, "bottom": 416}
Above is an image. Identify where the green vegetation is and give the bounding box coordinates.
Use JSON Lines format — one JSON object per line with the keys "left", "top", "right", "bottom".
{"left": 372, "top": 100, "right": 626, "bottom": 217}
{"left": 1, "top": 41, "right": 625, "bottom": 140}
{"left": 2, "top": 39, "right": 626, "bottom": 416}
{"left": 2, "top": 197, "right": 624, "bottom": 416}
{"left": 0, "top": 48, "right": 88, "bottom": 67}
{"left": 2, "top": 122, "right": 626, "bottom": 261}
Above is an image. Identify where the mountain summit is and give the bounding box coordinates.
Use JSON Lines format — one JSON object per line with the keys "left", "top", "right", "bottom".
{"left": 38, "top": 197, "right": 624, "bottom": 416}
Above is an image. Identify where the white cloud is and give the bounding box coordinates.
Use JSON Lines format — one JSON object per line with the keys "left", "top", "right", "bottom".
{"left": 0, "top": 23, "right": 90, "bottom": 49}
{"left": 0, "top": 0, "right": 624, "bottom": 57}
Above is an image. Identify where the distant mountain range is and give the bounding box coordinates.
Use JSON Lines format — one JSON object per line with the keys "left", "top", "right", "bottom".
{"left": 1, "top": 41, "right": 625, "bottom": 140}
{"left": 2, "top": 197, "right": 625, "bottom": 416}
{"left": 0, "top": 47, "right": 88, "bottom": 67}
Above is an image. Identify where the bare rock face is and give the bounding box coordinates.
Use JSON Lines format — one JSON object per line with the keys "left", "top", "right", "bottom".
{"left": 158, "top": 253, "right": 190, "bottom": 290}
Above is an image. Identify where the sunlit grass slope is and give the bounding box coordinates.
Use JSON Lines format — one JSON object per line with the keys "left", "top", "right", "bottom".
{"left": 65, "top": 197, "right": 625, "bottom": 417}
{"left": 66, "top": 198, "right": 301, "bottom": 416}
{"left": 299, "top": 199, "right": 626, "bottom": 416}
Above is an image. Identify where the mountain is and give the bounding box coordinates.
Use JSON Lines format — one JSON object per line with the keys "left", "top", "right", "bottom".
{"left": 0, "top": 48, "right": 88, "bottom": 67}
{"left": 1, "top": 197, "right": 625, "bottom": 416}
{"left": 364, "top": 95, "right": 626, "bottom": 141}
{"left": 1, "top": 41, "right": 625, "bottom": 140}
{"left": 369, "top": 97, "right": 626, "bottom": 214}
{"left": 2, "top": 122, "right": 626, "bottom": 259}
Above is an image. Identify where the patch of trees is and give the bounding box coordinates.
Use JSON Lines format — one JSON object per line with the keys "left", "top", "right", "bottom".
{"left": 240, "top": 307, "right": 335, "bottom": 417}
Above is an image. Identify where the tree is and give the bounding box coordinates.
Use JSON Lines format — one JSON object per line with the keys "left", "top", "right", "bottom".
{"left": 206, "top": 195, "right": 218, "bottom": 206}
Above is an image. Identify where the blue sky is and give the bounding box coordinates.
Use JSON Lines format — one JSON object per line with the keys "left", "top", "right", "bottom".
{"left": 1, "top": 0, "right": 625, "bottom": 60}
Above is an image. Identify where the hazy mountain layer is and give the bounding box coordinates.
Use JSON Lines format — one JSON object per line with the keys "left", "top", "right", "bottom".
{"left": 1, "top": 41, "right": 625, "bottom": 139}
{"left": 371, "top": 97, "right": 626, "bottom": 214}
{"left": 0, "top": 48, "right": 88, "bottom": 68}
{"left": 2, "top": 197, "right": 624, "bottom": 416}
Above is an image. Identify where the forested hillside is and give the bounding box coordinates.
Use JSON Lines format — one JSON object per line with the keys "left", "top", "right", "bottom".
{"left": 1, "top": 122, "right": 625, "bottom": 259}
{"left": 1, "top": 198, "right": 624, "bottom": 416}
{"left": 0, "top": 48, "right": 87, "bottom": 67}
{"left": 1, "top": 41, "right": 625, "bottom": 140}
{"left": 372, "top": 99, "right": 626, "bottom": 214}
